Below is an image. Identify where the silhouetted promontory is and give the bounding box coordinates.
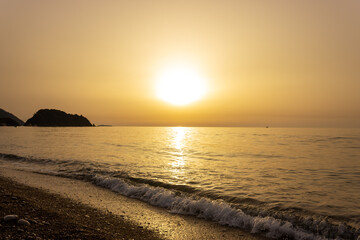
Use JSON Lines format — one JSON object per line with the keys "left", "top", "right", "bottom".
{"left": 0, "top": 108, "right": 24, "bottom": 126}
{"left": 24, "top": 109, "right": 93, "bottom": 127}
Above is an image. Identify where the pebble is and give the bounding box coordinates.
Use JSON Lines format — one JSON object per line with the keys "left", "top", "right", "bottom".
{"left": 4, "top": 215, "right": 19, "bottom": 222}
{"left": 29, "top": 219, "right": 38, "bottom": 224}
{"left": 18, "top": 219, "right": 31, "bottom": 226}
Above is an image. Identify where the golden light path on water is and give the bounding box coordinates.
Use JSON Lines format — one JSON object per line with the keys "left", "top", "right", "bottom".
{"left": 169, "top": 127, "right": 187, "bottom": 181}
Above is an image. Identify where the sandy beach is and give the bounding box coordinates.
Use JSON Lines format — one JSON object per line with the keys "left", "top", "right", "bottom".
{"left": 0, "top": 174, "right": 162, "bottom": 240}
{"left": 0, "top": 168, "right": 266, "bottom": 240}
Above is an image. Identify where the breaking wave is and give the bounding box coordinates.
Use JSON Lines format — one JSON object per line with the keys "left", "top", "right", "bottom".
{"left": 91, "top": 176, "right": 359, "bottom": 240}
{"left": 1, "top": 152, "right": 359, "bottom": 239}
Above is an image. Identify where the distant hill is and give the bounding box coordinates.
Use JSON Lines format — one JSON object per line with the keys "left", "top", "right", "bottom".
{"left": 24, "top": 109, "right": 93, "bottom": 127}
{"left": 0, "top": 108, "right": 24, "bottom": 126}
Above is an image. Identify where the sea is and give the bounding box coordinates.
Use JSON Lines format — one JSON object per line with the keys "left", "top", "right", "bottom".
{"left": 0, "top": 127, "right": 359, "bottom": 239}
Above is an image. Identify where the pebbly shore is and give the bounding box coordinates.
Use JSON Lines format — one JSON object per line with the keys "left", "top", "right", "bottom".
{"left": 0, "top": 175, "right": 163, "bottom": 240}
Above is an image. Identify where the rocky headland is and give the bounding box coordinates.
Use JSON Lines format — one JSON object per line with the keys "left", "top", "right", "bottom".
{"left": 24, "top": 109, "right": 93, "bottom": 127}
{"left": 0, "top": 109, "right": 24, "bottom": 126}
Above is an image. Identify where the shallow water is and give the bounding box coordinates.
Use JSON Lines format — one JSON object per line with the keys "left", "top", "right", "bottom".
{"left": 0, "top": 127, "right": 359, "bottom": 239}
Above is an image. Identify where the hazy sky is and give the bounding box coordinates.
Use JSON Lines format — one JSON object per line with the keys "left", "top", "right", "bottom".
{"left": 1, "top": 0, "right": 359, "bottom": 127}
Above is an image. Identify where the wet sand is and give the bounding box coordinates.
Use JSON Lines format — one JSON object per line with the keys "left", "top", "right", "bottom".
{"left": 0, "top": 167, "right": 266, "bottom": 240}
{"left": 0, "top": 175, "right": 162, "bottom": 240}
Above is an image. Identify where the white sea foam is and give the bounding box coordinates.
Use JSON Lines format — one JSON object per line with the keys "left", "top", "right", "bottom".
{"left": 93, "top": 176, "right": 325, "bottom": 240}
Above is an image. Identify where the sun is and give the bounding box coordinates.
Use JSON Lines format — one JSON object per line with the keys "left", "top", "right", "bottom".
{"left": 156, "top": 65, "right": 207, "bottom": 106}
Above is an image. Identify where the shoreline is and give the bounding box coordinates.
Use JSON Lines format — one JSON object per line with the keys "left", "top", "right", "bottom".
{"left": 0, "top": 167, "right": 266, "bottom": 240}
{"left": 0, "top": 174, "right": 162, "bottom": 240}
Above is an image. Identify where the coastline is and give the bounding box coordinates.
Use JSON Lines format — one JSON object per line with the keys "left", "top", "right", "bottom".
{"left": 0, "top": 174, "right": 162, "bottom": 240}
{"left": 0, "top": 167, "right": 266, "bottom": 240}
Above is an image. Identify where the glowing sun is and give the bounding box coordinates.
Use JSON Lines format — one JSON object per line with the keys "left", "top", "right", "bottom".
{"left": 156, "top": 65, "right": 207, "bottom": 105}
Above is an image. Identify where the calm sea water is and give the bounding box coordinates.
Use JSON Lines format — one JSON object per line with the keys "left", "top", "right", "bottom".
{"left": 0, "top": 127, "right": 359, "bottom": 239}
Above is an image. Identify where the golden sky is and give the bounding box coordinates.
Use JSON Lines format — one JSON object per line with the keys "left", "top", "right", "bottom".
{"left": 1, "top": 0, "right": 359, "bottom": 127}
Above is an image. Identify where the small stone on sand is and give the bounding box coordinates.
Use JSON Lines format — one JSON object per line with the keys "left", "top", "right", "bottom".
{"left": 18, "top": 219, "right": 31, "bottom": 226}
{"left": 4, "top": 214, "right": 19, "bottom": 222}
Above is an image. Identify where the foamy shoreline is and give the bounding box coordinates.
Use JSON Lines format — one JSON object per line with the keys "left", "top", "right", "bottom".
{"left": 0, "top": 167, "right": 265, "bottom": 240}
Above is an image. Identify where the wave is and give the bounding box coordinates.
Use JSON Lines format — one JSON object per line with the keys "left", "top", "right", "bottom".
{"left": 0, "top": 153, "right": 78, "bottom": 165}
{"left": 92, "top": 176, "right": 358, "bottom": 240}
{"left": 1, "top": 152, "right": 359, "bottom": 239}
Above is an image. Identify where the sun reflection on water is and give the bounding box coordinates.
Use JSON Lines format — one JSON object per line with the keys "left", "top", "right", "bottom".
{"left": 168, "top": 127, "right": 188, "bottom": 179}
{"left": 173, "top": 127, "right": 185, "bottom": 151}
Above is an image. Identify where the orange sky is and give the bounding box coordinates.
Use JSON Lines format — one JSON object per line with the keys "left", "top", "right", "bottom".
{"left": 1, "top": 0, "right": 359, "bottom": 127}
